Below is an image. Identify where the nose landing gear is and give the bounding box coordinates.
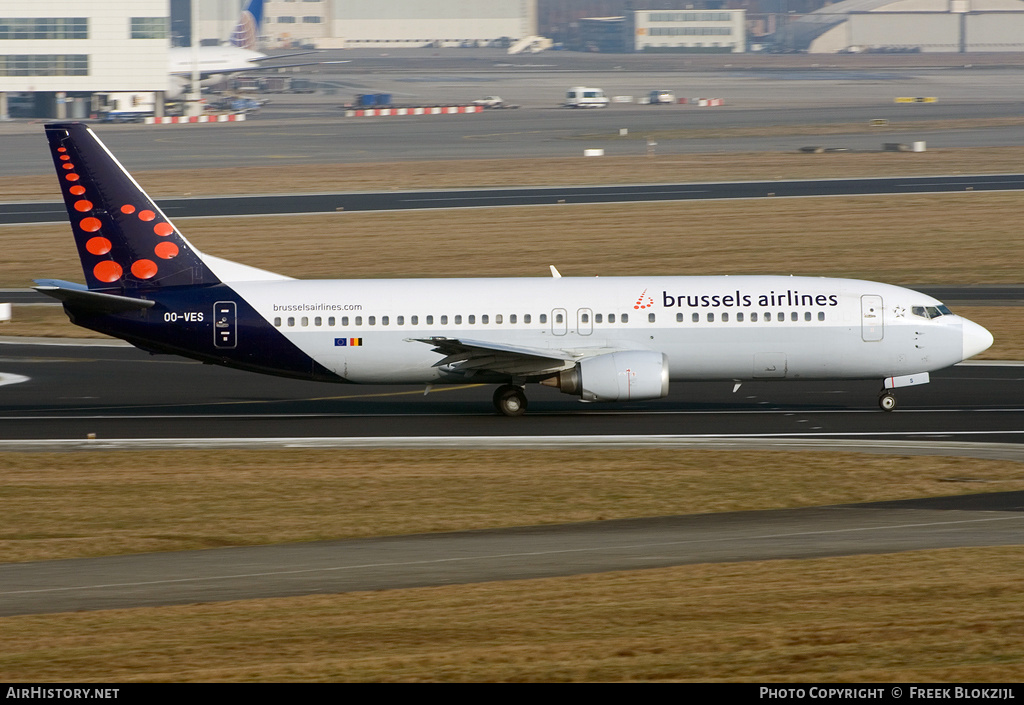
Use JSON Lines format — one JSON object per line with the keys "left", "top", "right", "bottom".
{"left": 878, "top": 391, "right": 897, "bottom": 412}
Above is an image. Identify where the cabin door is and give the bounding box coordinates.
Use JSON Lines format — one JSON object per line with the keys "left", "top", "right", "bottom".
{"left": 861, "top": 295, "right": 884, "bottom": 342}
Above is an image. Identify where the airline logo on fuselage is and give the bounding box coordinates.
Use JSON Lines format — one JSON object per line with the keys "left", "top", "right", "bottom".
{"left": 633, "top": 289, "right": 654, "bottom": 310}
{"left": 661, "top": 289, "right": 839, "bottom": 309}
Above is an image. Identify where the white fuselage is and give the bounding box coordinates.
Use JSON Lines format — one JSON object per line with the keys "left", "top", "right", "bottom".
{"left": 228, "top": 275, "right": 990, "bottom": 385}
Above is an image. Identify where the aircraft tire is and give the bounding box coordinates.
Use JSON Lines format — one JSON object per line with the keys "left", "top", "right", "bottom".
{"left": 494, "top": 385, "right": 528, "bottom": 417}
{"left": 878, "top": 392, "right": 897, "bottom": 412}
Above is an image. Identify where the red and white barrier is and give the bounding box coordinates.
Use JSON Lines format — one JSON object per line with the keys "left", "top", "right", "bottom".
{"left": 144, "top": 113, "right": 247, "bottom": 124}
{"left": 694, "top": 98, "right": 724, "bottom": 107}
{"left": 343, "top": 105, "right": 483, "bottom": 117}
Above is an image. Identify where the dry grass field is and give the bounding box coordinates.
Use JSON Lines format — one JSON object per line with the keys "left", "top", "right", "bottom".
{"left": 1, "top": 148, "right": 1022, "bottom": 682}
{"left": 1, "top": 449, "right": 1023, "bottom": 681}
{"left": 1, "top": 548, "right": 1021, "bottom": 682}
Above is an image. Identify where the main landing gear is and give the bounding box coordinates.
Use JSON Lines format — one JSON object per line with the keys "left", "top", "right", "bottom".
{"left": 493, "top": 384, "right": 528, "bottom": 417}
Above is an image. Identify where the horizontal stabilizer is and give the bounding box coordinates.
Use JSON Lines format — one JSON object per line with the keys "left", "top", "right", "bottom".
{"left": 34, "top": 285, "right": 155, "bottom": 313}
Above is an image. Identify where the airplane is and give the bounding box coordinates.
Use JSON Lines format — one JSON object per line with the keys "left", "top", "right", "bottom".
{"left": 35, "top": 122, "right": 994, "bottom": 416}
{"left": 168, "top": 0, "right": 344, "bottom": 100}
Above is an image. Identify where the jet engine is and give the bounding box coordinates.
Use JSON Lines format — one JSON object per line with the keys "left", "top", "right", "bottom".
{"left": 541, "top": 351, "right": 669, "bottom": 402}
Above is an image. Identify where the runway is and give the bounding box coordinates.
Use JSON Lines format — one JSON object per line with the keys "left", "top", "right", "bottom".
{"left": 1, "top": 339, "right": 1023, "bottom": 447}
{"left": 1, "top": 492, "right": 1022, "bottom": 616}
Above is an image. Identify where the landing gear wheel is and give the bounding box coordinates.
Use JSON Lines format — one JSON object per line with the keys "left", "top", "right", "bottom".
{"left": 878, "top": 392, "right": 897, "bottom": 412}
{"left": 493, "top": 385, "right": 528, "bottom": 417}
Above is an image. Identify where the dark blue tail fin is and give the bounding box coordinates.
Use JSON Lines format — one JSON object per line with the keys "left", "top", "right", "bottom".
{"left": 45, "top": 122, "right": 220, "bottom": 292}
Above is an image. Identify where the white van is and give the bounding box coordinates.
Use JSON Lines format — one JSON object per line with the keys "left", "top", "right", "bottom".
{"left": 564, "top": 86, "right": 609, "bottom": 108}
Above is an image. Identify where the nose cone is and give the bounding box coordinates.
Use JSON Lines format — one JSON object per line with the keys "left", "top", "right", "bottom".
{"left": 962, "top": 318, "right": 994, "bottom": 360}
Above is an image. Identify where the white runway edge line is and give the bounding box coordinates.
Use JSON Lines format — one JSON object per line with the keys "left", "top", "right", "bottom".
{"left": 2, "top": 436, "right": 1024, "bottom": 459}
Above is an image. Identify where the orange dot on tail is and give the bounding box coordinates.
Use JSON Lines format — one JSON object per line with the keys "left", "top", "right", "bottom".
{"left": 153, "top": 222, "right": 174, "bottom": 237}
{"left": 58, "top": 147, "right": 67, "bottom": 153}
{"left": 64, "top": 173, "right": 79, "bottom": 182}
{"left": 62, "top": 163, "right": 74, "bottom": 170}
{"left": 131, "top": 259, "right": 157, "bottom": 279}
{"left": 79, "top": 217, "right": 102, "bottom": 232}
{"left": 138, "top": 210, "right": 155, "bottom": 221}
{"left": 69, "top": 185, "right": 85, "bottom": 195}
{"left": 154, "top": 241, "right": 179, "bottom": 259}
{"left": 74, "top": 200, "right": 93, "bottom": 212}
{"left": 86, "top": 237, "right": 112, "bottom": 255}
{"left": 93, "top": 261, "right": 122, "bottom": 283}
{"left": 60, "top": 155, "right": 70, "bottom": 161}
{"left": 120, "top": 204, "right": 135, "bottom": 215}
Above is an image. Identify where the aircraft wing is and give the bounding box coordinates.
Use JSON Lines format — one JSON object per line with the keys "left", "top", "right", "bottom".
{"left": 170, "top": 60, "right": 349, "bottom": 80}
{"left": 408, "top": 336, "right": 579, "bottom": 377}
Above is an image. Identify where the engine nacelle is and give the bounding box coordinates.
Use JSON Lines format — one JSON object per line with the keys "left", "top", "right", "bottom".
{"left": 541, "top": 350, "right": 669, "bottom": 402}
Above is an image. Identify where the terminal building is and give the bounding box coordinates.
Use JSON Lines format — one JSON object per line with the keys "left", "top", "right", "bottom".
{"left": 243, "top": 0, "right": 537, "bottom": 49}
{"left": 0, "top": 0, "right": 168, "bottom": 119}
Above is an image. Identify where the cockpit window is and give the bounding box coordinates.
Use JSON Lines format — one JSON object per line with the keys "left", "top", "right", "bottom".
{"left": 912, "top": 304, "right": 953, "bottom": 319}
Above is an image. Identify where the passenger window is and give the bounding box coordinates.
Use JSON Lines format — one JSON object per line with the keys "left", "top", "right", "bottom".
{"left": 524, "top": 314, "right": 531, "bottom": 324}
{"left": 510, "top": 314, "right": 516, "bottom": 324}
{"left": 818, "top": 312, "right": 825, "bottom": 321}
{"left": 455, "top": 315, "right": 462, "bottom": 324}
{"left": 441, "top": 315, "right": 448, "bottom": 325}
{"left": 595, "top": 313, "right": 602, "bottom": 323}
{"left": 722, "top": 312, "right": 729, "bottom": 322}
{"left": 314, "top": 317, "right": 321, "bottom": 326}
{"left": 608, "top": 313, "right": 615, "bottom": 323}
{"left": 791, "top": 312, "right": 798, "bottom": 321}
{"left": 328, "top": 317, "right": 335, "bottom": 326}
{"left": 737, "top": 312, "right": 744, "bottom": 322}
{"left": 495, "top": 314, "right": 502, "bottom": 324}
{"left": 676, "top": 313, "right": 684, "bottom": 322}
{"left": 342, "top": 316, "right": 349, "bottom": 326}
{"left": 482, "top": 315, "right": 489, "bottom": 324}
{"left": 540, "top": 314, "right": 547, "bottom": 324}
{"left": 752, "top": 312, "right": 759, "bottom": 322}
{"left": 707, "top": 312, "right": 714, "bottom": 322}
{"left": 274, "top": 317, "right": 282, "bottom": 327}
{"left": 355, "top": 316, "right": 362, "bottom": 326}
{"left": 397, "top": 316, "right": 404, "bottom": 325}
{"left": 777, "top": 312, "right": 783, "bottom": 321}
{"left": 804, "top": 312, "right": 811, "bottom": 321}
{"left": 621, "top": 313, "right": 629, "bottom": 323}
{"left": 692, "top": 312, "right": 699, "bottom": 323}
{"left": 287, "top": 317, "right": 295, "bottom": 327}
{"left": 368, "top": 316, "right": 376, "bottom": 326}
{"left": 581, "top": 313, "right": 589, "bottom": 323}
{"left": 648, "top": 313, "right": 655, "bottom": 323}
{"left": 382, "top": 316, "right": 389, "bottom": 326}
{"left": 301, "top": 317, "right": 308, "bottom": 327}
{"left": 555, "top": 312, "right": 563, "bottom": 323}
{"left": 764, "top": 312, "right": 771, "bottom": 321}
{"left": 468, "top": 315, "right": 475, "bottom": 324}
